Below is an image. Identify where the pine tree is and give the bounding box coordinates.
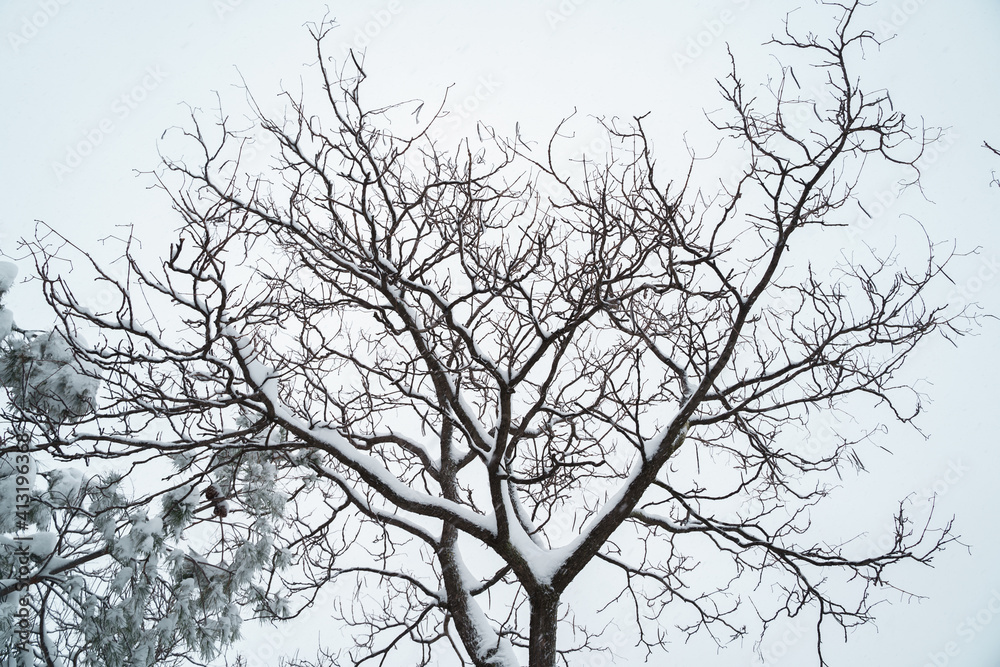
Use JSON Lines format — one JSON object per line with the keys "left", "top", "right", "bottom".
{"left": 0, "top": 264, "right": 286, "bottom": 666}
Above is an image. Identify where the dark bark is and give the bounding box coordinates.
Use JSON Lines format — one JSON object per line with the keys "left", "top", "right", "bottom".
{"left": 438, "top": 526, "right": 497, "bottom": 667}
{"left": 17, "top": 4, "right": 967, "bottom": 665}
{"left": 528, "top": 588, "right": 559, "bottom": 667}
{"left": 439, "top": 420, "right": 509, "bottom": 666}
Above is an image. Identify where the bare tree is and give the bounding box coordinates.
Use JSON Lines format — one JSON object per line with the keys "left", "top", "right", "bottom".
{"left": 14, "top": 3, "right": 966, "bottom": 666}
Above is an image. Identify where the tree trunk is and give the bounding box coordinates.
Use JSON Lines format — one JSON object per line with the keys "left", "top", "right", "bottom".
{"left": 528, "top": 588, "right": 559, "bottom": 667}
{"left": 440, "top": 528, "right": 508, "bottom": 666}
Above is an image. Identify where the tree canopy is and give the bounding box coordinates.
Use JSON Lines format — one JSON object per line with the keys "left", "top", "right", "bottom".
{"left": 1, "top": 3, "right": 967, "bottom": 666}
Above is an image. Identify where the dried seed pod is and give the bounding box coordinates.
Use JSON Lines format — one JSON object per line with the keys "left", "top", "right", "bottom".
{"left": 213, "top": 500, "right": 229, "bottom": 518}
{"left": 204, "top": 483, "right": 220, "bottom": 500}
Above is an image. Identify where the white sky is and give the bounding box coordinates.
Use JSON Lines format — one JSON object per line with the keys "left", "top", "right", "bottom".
{"left": 2, "top": 1, "right": 999, "bottom": 665}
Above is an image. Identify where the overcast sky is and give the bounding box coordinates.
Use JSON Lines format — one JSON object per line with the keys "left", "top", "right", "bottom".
{"left": 2, "top": 1, "right": 999, "bottom": 665}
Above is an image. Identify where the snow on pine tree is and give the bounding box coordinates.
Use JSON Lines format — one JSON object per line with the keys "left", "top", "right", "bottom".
{"left": 0, "top": 262, "right": 288, "bottom": 667}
